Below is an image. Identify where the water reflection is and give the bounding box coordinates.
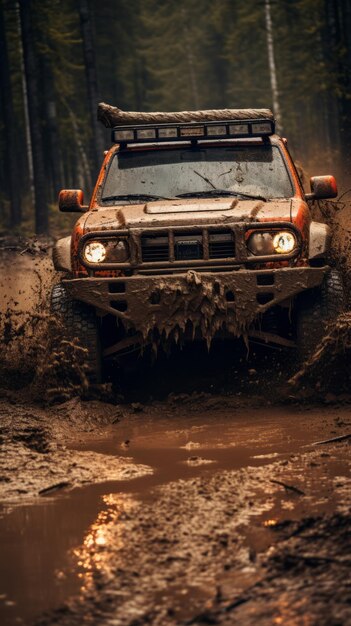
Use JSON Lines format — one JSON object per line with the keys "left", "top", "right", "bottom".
{"left": 74, "top": 493, "right": 137, "bottom": 596}
{"left": 263, "top": 518, "right": 279, "bottom": 527}
{"left": 272, "top": 598, "right": 315, "bottom": 626}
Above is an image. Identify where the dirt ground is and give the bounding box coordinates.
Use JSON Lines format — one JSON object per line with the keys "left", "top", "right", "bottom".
{"left": 0, "top": 221, "right": 350, "bottom": 626}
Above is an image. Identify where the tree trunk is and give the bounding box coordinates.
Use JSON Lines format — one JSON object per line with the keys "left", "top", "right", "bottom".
{"left": 19, "top": 0, "right": 48, "bottom": 234}
{"left": 0, "top": 0, "right": 22, "bottom": 227}
{"left": 180, "top": 7, "right": 200, "bottom": 110}
{"left": 61, "top": 97, "right": 93, "bottom": 193}
{"left": 78, "top": 0, "right": 104, "bottom": 176}
{"left": 322, "top": 0, "right": 351, "bottom": 186}
{"left": 336, "top": 0, "right": 351, "bottom": 185}
{"left": 264, "top": 0, "right": 282, "bottom": 133}
{"left": 15, "top": 0, "right": 34, "bottom": 208}
{"left": 46, "top": 100, "right": 64, "bottom": 201}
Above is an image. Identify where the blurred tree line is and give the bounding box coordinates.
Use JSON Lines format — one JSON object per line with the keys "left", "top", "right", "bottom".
{"left": 0, "top": 0, "right": 351, "bottom": 234}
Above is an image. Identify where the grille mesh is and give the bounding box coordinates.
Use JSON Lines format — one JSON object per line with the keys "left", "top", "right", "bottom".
{"left": 141, "top": 235, "right": 168, "bottom": 262}
{"left": 209, "top": 239, "right": 235, "bottom": 259}
{"left": 141, "top": 230, "right": 235, "bottom": 263}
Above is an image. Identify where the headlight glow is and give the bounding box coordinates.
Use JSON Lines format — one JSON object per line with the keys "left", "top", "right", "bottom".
{"left": 273, "top": 231, "right": 296, "bottom": 254}
{"left": 248, "top": 230, "right": 297, "bottom": 256}
{"left": 83, "top": 239, "right": 130, "bottom": 264}
{"left": 84, "top": 241, "right": 107, "bottom": 263}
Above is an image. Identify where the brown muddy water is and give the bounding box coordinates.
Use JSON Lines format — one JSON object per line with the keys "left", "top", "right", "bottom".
{"left": 0, "top": 406, "right": 348, "bottom": 626}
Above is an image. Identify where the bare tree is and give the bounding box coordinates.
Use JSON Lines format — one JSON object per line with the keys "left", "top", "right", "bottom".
{"left": 19, "top": 0, "right": 48, "bottom": 234}
{"left": 78, "top": 0, "right": 104, "bottom": 175}
{"left": 264, "top": 0, "right": 282, "bottom": 133}
{"left": 181, "top": 7, "right": 200, "bottom": 110}
{"left": 61, "top": 97, "right": 93, "bottom": 191}
{"left": 0, "top": 0, "right": 22, "bottom": 226}
{"left": 15, "top": 0, "right": 34, "bottom": 207}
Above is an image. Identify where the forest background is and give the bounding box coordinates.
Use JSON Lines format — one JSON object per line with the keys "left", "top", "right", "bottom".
{"left": 1, "top": 0, "right": 351, "bottom": 234}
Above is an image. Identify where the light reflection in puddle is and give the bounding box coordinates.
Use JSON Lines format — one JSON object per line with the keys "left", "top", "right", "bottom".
{"left": 74, "top": 494, "right": 136, "bottom": 597}
{"left": 263, "top": 518, "right": 279, "bottom": 527}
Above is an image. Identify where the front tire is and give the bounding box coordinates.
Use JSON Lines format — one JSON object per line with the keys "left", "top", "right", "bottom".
{"left": 51, "top": 283, "right": 102, "bottom": 383}
{"left": 296, "top": 268, "right": 345, "bottom": 361}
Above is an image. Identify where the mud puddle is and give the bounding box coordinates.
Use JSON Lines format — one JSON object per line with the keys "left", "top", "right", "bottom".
{"left": 70, "top": 405, "right": 342, "bottom": 493}
{"left": 0, "top": 405, "right": 349, "bottom": 625}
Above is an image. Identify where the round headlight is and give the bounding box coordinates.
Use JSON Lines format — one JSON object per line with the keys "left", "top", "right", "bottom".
{"left": 84, "top": 241, "right": 107, "bottom": 263}
{"left": 248, "top": 232, "right": 274, "bottom": 255}
{"left": 273, "top": 231, "right": 296, "bottom": 254}
{"left": 109, "top": 240, "right": 129, "bottom": 263}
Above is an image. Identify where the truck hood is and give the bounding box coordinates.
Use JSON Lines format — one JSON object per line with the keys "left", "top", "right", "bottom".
{"left": 84, "top": 197, "right": 304, "bottom": 232}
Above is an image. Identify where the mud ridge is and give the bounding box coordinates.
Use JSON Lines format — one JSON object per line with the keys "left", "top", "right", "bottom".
{"left": 192, "top": 513, "right": 351, "bottom": 626}
{"left": 0, "top": 398, "right": 151, "bottom": 502}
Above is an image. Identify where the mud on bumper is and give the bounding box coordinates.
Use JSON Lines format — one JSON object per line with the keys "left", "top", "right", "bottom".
{"left": 63, "top": 266, "right": 328, "bottom": 340}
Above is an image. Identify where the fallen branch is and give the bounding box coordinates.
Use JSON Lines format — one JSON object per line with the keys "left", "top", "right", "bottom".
{"left": 281, "top": 553, "right": 351, "bottom": 567}
{"left": 270, "top": 479, "right": 305, "bottom": 495}
{"left": 309, "top": 433, "right": 351, "bottom": 446}
{"left": 39, "top": 481, "right": 71, "bottom": 496}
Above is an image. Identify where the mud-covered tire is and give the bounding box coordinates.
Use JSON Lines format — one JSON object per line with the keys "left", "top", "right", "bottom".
{"left": 296, "top": 268, "right": 345, "bottom": 361}
{"left": 51, "top": 283, "right": 102, "bottom": 383}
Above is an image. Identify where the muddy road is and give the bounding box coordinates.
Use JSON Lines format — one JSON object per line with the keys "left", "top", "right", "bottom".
{"left": 0, "top": 237, "right": 350, "bottom": 626}
{"left": 0, "top": 399, "right": 350, "bottom": 626}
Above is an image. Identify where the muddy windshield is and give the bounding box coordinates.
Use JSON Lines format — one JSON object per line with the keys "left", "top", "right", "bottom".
{"left": 102, "top": 144, "right": 294, "bottom": 203}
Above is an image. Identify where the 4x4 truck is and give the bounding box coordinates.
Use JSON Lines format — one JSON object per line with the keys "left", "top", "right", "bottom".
{"left": 52, "top": 105, "right": 345, "bottom": 382}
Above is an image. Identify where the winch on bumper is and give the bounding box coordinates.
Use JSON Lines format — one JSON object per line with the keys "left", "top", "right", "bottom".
{"left": 63, "top": 266, "right": 328, "bottom": 345}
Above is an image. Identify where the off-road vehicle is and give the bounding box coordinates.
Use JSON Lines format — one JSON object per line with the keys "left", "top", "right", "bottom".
{"left": 52, "top": 105, "right": 344, "bottom": 382}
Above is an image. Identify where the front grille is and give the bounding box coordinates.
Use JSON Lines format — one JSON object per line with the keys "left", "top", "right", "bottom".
{"left": 141, "top": 235, "right": 169, "bottom": 262}
{"left": 209, "top": 231, "right": 235, "bottom": 259}
{"left": 141, "top": 229, "right": 235, "bottom": 264}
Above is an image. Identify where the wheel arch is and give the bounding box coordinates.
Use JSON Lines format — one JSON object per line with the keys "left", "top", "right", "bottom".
{"left": 52, "top": 236, "right": 72, "bottom": 272}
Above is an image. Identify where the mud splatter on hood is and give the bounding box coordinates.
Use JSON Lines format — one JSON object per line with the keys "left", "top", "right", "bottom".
{"left": 84, "top": 197, "right": 300, "bottom": 231}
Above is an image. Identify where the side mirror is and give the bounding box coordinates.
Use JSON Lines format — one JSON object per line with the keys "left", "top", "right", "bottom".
{"left": 58, "top": 189, "right": 88, "bottom": 213}
{"left": 305, "top": 175, "right": 337, "bottom": 201}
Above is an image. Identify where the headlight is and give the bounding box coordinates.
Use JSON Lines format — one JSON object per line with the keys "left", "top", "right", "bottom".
{"left": 273, "top": 231, "right": 296, "bottom": 254}
{"left": 247, "top": 232, "right": 275, "bottom": 255}
{"left": 83, "top": 239, "right": 130, "bottom": 264}
{"left": 108, "top": 240, "right": 129, "bottom": 263}
{"left": 84, "top": 241, "right": 107, "bottom": 263}
{"left": 248, "top": 230, "right": 297, "bottom": 256}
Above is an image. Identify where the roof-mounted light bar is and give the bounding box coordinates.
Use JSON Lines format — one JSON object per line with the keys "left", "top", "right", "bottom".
{"left": 112, "top": 118, "right": 275, "bottom": 145}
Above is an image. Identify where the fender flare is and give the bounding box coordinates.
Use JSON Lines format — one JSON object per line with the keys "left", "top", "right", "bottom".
{"left": 52, "top": 236, "right": 72, "bottom": 272}
{"left": 309, "top": 221, "right": 331, "bottom": 260}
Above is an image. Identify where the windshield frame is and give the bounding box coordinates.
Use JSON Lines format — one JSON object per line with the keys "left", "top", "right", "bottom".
{"left": 97, "top": 139, "right": 298, "bottom": 206}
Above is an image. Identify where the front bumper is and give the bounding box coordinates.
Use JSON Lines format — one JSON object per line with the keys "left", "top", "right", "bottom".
{"left": 63, "top": 266, "right": 328, "bottom": 338}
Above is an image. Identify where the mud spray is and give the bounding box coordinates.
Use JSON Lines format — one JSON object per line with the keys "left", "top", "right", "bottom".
{"left": 0, "top": 242, "right": 92, "bottom": 404}
{"left": 1, "top": 207, "right": 351, "bottom": 405}
{"left": 287, "top": 197, "right": 351, "bottom": 398}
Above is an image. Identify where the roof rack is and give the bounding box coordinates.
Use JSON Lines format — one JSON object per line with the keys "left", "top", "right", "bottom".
{"left": 97, "top": 103, "right": 275, "bottom": 146}
{"left": 111, "top": 118, "right": 274, "bottom": 145}
{"left": 97, "top": 103, "right": 273, "bottom": 126}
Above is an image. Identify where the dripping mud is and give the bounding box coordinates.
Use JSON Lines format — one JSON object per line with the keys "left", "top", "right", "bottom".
{"left": 0, "top": 224, "right": 351, "bottom": 626}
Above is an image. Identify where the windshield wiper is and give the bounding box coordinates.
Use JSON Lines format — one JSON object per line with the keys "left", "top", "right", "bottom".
{"left": 192, "top": 169, "right": 216, "bottom": 189}
{"left": 102, "top": 193, "right": 173, "bottom": 202}
{"left": 176, "top": 190, "right": 267, "bottom": 201}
